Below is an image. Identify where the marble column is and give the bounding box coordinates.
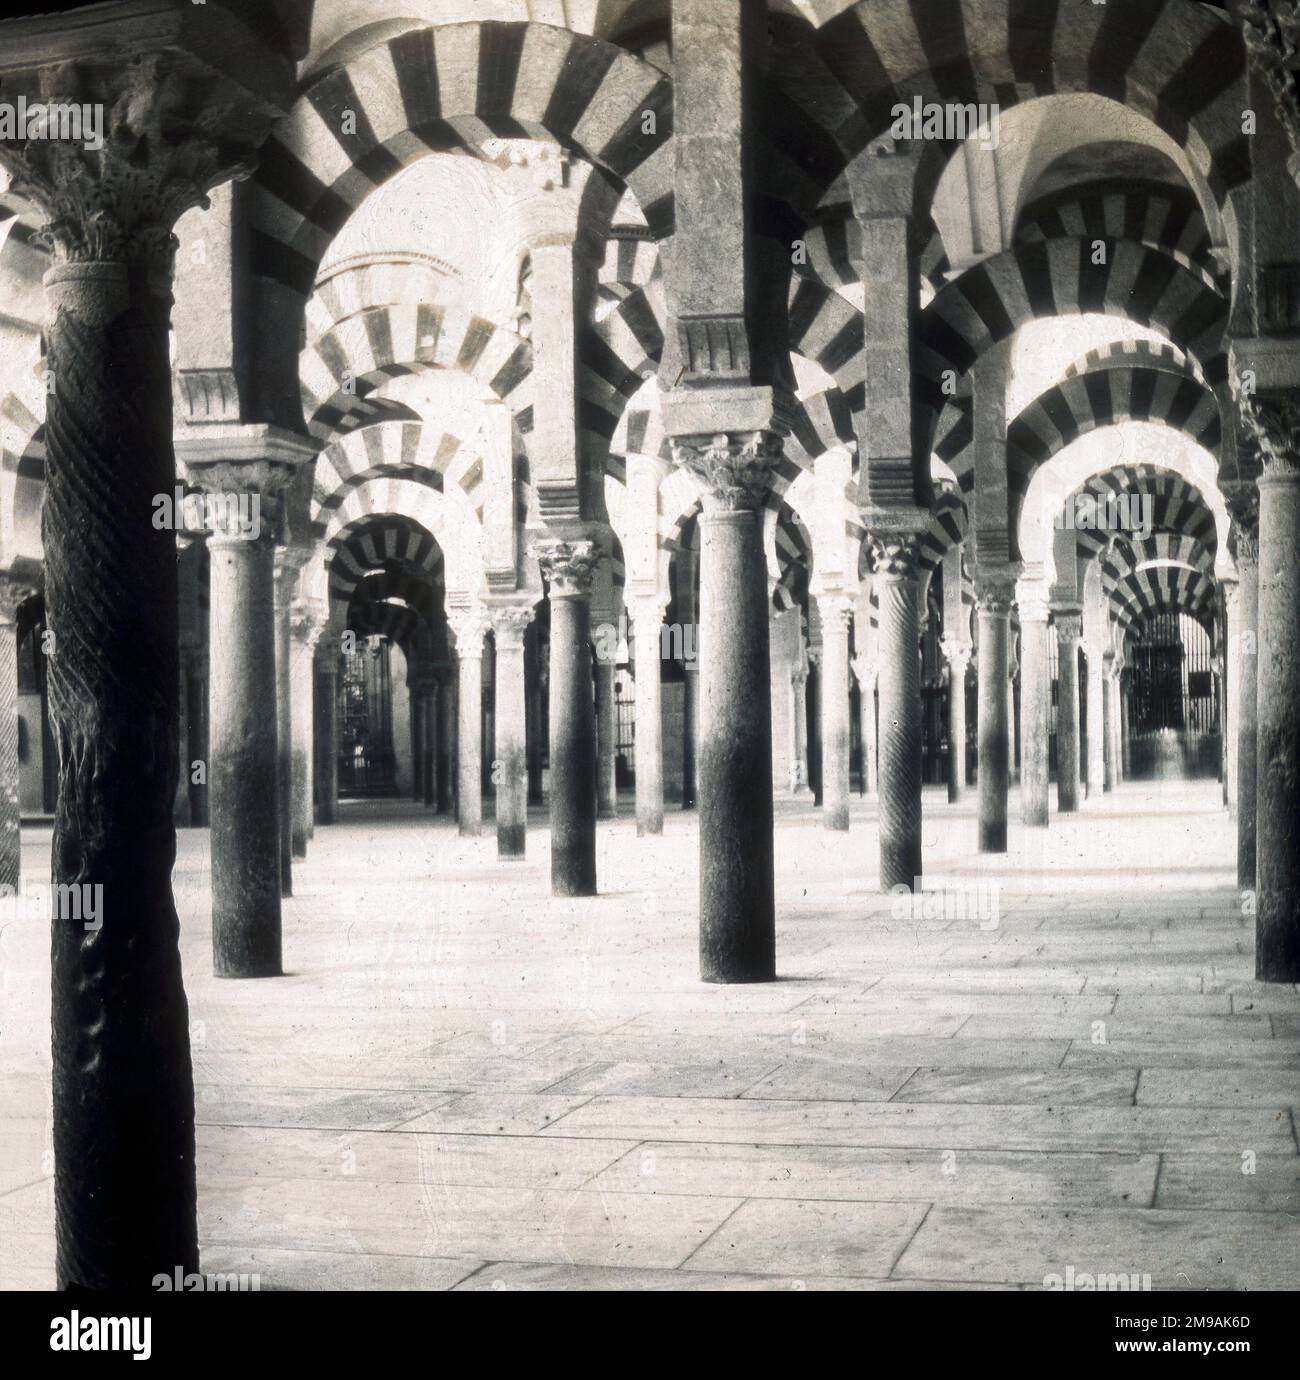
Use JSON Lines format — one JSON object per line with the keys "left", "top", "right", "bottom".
{"left": 289, "top": 599, "right": 325, "bottom": 857}
{"left": 669, "top": 433, "right": 779, "bottom": 981}
{"left": 1120, "top": 678, "right": 1132, "bottom": 780}
{"left": 852, "top": 658, "right": 877, "bottom": 797}
{"left": 939, "top": 637, "right": 971, "bottom": 805}
{"left": 0, "top": 574, "right": 36, "bottom": 891}
{"left": 1085, "top": 643, "right": 1106, "bottom": 800}
{"left": 409, "top": 679, "right": 424, "bottom": 802}
{"left": 871, "top": 534, "right": 923, "bottom": 890}
{"left": 272, "top": 553, "right": 297, "bottom": 895}
{"left": 183, "top": 645, "right": 209, "bottom": 827}
{"left": 1109, "top": 651, "right": 1120, "bottom": 794}
{"left": 315, "top": 635, "right": 340, "bottom": 826}
{"left": 632, "top": 595, "right": 669, "bottom": 835}
{"left": 491, "top": 604, "right": 533, "bottom": 859}
{"left": 1054, "top": 610, "right": 1083, "bottom": 814}
{"left": 791, "top": 666, "right": 812, "bottom": 797}
{"left": 1108, "top": 665, "right": 1125, "bottom": 788}
{"left": 1018, "top": 586, "right": 1051, "bottom": 828}
{"left": 437, "top": 671, "right": 456, "bottom": 815}
{"left": 976, "top": 572, "right": 1017, "bottom": 852}
{"left": 1006, "top": 639, "right": 1020, "bottom": 787}
{"left": 1224, "top": 485, "right": 1260, "bottom": 889}
{"left": 682, "top": 663, "right": 699, "bottom": 809}
{"left": 536, "top": 540, "right": 599, "bottom": 897}
{"left": 595, "top": 656, "right": 618, "bottom": 820}
{"left": 422, "top": 682, "right": 438, "bottom": 809}
{"left": 1251, "top": 436, "right": 1300, "bottom": 979}
{"left": 447, "top": 606, "right": 487, "bottom": 838}
{"left": 817, "top": 593, "right": 853, "bottom": 831}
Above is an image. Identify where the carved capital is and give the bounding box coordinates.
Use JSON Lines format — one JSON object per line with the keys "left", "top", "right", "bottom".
{"left": 670, "top": 431, "right": 783, "bottom": 513}
{"left": 1235, "top": 387, "right": 1300, "bottom": 478}
{"left": 533, "top": 538, "right": 599, "bottom": 598}
{"left": 1222, "top": 480, "right": 1262, "bottom": 565}
{"left": 1053, "top": 610, "right": 1084, "bottom": 645}
{"left": 1239, "top": 0, "right": 1300, "bottom": 186}
{"left": 446, "top": 604, "right": 489, "bottom": 654}
{"left": 975, "top": 570, "right": 1018, "bottom": 615}
{"left": 815, "top": 591, "right": 854, "bottom": 633}
{"left": 0, "top": 572, "right": 38, "bottom": 623}
{"left": 0, "top": 50, "right": 277, "bottom": 272}
{"left": 490, "top": 602, "right": 535, "bottom": 650}
{"left": 939, "top": 636, "right": 972, "bottom": 671}
{"left": 868, "top": 533, "right": 921, "bottom": 579}
{"left": 290, "top": 597, "right": 328, "bottom": 647}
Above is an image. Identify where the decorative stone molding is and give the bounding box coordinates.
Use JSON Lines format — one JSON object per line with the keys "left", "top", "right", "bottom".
{"left": 533, "top": 538, "right": 599, "bottom": 598}
{"left": 1223, "top": 480, "right": 1262, "bottom": 565}
{"left": 1054, "top": 610, "right": 1084, "bottom": 645}
{"left": 669, "top": 431, "right": 783, "bottom": 513}
{"left": 975, "top": 569, "right": 1019, "bottom": 615}
{"left": 175, "top": 369, "right": 242, "bottom": 426}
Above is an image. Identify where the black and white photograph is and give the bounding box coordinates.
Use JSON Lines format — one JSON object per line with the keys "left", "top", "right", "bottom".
{"left": 0, "top": 0, "right": 1296, "bottom": 1344}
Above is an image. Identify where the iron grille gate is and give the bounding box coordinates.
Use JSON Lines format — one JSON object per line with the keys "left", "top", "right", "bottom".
{"left": 1128, "top": 612, "right": 1220, "bottom": 780}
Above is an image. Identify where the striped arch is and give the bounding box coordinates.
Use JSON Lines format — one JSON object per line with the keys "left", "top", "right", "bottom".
{"left": 250, "top": 22, "right": 674, "bottom": 298}
{"left": 794, "top": 214, "right": 950, "bottom": 297}
{"left": 1005, "top": 366, "right": 1223, "bottom": 550}
{"left": 1014, "top": 183, "right": 1219, "bottom": 284}
{"left": 300, "top": 302, "right": 533, "bottom": 444}
{"left": 305, "top": 251, "right": 467, "bottom": 344}
{"left": 919, "top": 241, "right": 1228, "bottom": 410}
{"left": 328, "top": 515, "right": 444, "bottom": 612}
{"left": 773, "top": 0, "right": 1248, "bottom": 211}
{"left": 311, "top": 421, "right": 489, "bottom": 535}
{"left": 1068, "top": 466, "right": 1221, "bottom": 571}
{"left": 1062, "top": 338, "right": 1200, "bottom": 383}
{"left": 1100, "top": 532, "right": 1216, "bottom": 585}
{"left": 1106, "top": 565, "right": 1217, "bottom": 637}
{"left": 319, "top": 474, "right": 484, "bottom": 599}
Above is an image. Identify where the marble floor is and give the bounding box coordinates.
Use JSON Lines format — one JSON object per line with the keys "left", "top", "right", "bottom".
{"left": 2, "top": 779, "right": 1297, "bottom": 1290}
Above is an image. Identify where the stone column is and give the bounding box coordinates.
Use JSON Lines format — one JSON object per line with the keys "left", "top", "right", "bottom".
{"left": 668, "top": 432, "right": 780, "bottom": 981}
{"left": 1223, "top": 577, "right": 1242, "bottom": 818}
{"left": 1108, "top": 664, "right": 1125, "bottom": 788}
{"left": 682, "top": 661, "right": 699, "bottom": 809}
{"left": 853, "top": 657, "right": 877, "bottom": 797}
{"left": 183, "top": 645, "right": 209, "bottom": 827}
{"left": 1054, "top": 609, "right": 1083, "bottom": 814}
{"left": 816, "top": 593, "right": 853, "bottom": 831}
{"left": 594, "top": 656, "right": 618, "bottom": 820}
{"left": 632, "top": 594, "right": 669, "bottom": 835}
{"left": 1102, "top": 652, "right": 1117, "bottom": 791}
{"left": 409, "top": 677, "right": 424, "bottom": 802}
{"left": 421, "top": 682, "right": 438, "bottom": 808}
{"left": 1249, "top": 427, "right": 1300, "bottom": 980}
{"left": 447, "top": 606, "right": 487, "bottom": 838}
{"left": 871, "top": 534, "right": 924, "bottom": 889}
{"left": 1120, "top": 678, "right": 1132, "bottom": 780}
{"left": 437, "top": 670, "right": 456, "bottom": 815}
{"left": 976, "top": 571, "right": 1017, "bottom": 852}
{"left": 1018, "top": 585, "right": 1051, "bottom": 828}
{"left": 535, "top": 540, "right": 599, "bottom": 896}
{"left": 289, "top": 598, "right": 325, "bottom": 857}
{"left": 0, "top": 573, "right": 36, "bottom": 891}
{"left": 1224, "top": 484, "right": 1260, "bottom": 889}
{"left": 272, "top": 552, "right": 297, "bottom": 895}
{"left": 939, "top": 637, "right": 971, "bottom": 804}
{"left": 791, "top": 665, "right": 812, "bottom": 796}
{"left": 491, "top": 604, "right": 533, "bottom": 859}
{"left": 315, "top": 634, "right": 340, "bottom": 825}
{"left": 1006, "top": 638, "right": 1020, "bottom": 786}
{"left": 1085, "top": 643, "right": 1106, "bottom": 799}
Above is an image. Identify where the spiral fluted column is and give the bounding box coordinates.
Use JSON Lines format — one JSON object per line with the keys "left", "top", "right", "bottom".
{"left": 871, "top": 535, "right": 923, "bottom": 890}
{"left": 976, "top": 572, "right": 1016, "bottom": 852}
{"left": 1054, "top": 610, "right": 1083, "bottom": 814}
{"left": 535, "top": 541, "right": 600, "bottom": 897}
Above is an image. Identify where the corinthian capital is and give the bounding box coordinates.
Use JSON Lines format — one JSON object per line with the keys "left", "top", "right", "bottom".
{"left": 0, "top": 31, "right": 291, "bottom": 271}
{"left": 1222, "top": 480, "right": 1262, "bottom": 565}
{"left": 974, "top": 568, "right": 1019, "bottom": 614}
{"left": 1238, "top": 0, "right": 1300, "bottom": 185}
{"left": 867, "top": 533, "right": 920, "bottom": 579}
{"left": 1236, "top": 389, "right": 1300, "bottom": 478}
{"left": 446, "top": 603, "right": 489, "bottom": 654}
{"left": 533, "top": 539, "right": 599, "bottom": 598}
{"left": 669, "top": 431, "right": 783, "bottom": 513}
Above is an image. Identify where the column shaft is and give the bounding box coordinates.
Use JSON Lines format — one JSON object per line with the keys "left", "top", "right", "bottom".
{"left": 873, "top": 539, "right": 923, "bottom": 889}
{"left": 1019, "top": 607, "right": 1050, "bottom": 828}
{"left": 273, "top": 565, "right": 293, "bottom": 895}
{"left": 940, "top": 641, "right": 970, "bottom": 805}
{"left": 1055, "top": 616, "right": 1083, "bottom": 814}
{"left": 492, "top": 608, "right": 532, "bottom": 859}
{"left": 976, "top": 579, "right": 1014, "bottom": 852}
{"left": 595, "top": 658, "right": 617, "bottom": 819}
{"left": 454, "top": 635, "right": 484, "bottom": 837}
{"left": 1236, "top": 549, "right": 1259, "bottom": 889}
{"left": 315, "top": 646, "right": 339, "bottom": 825}
{"left": 634, "top": 601, "right": 666, "bottom": 835}
{"left": 818, "top": 597, "right": 852, "bottom": 830}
